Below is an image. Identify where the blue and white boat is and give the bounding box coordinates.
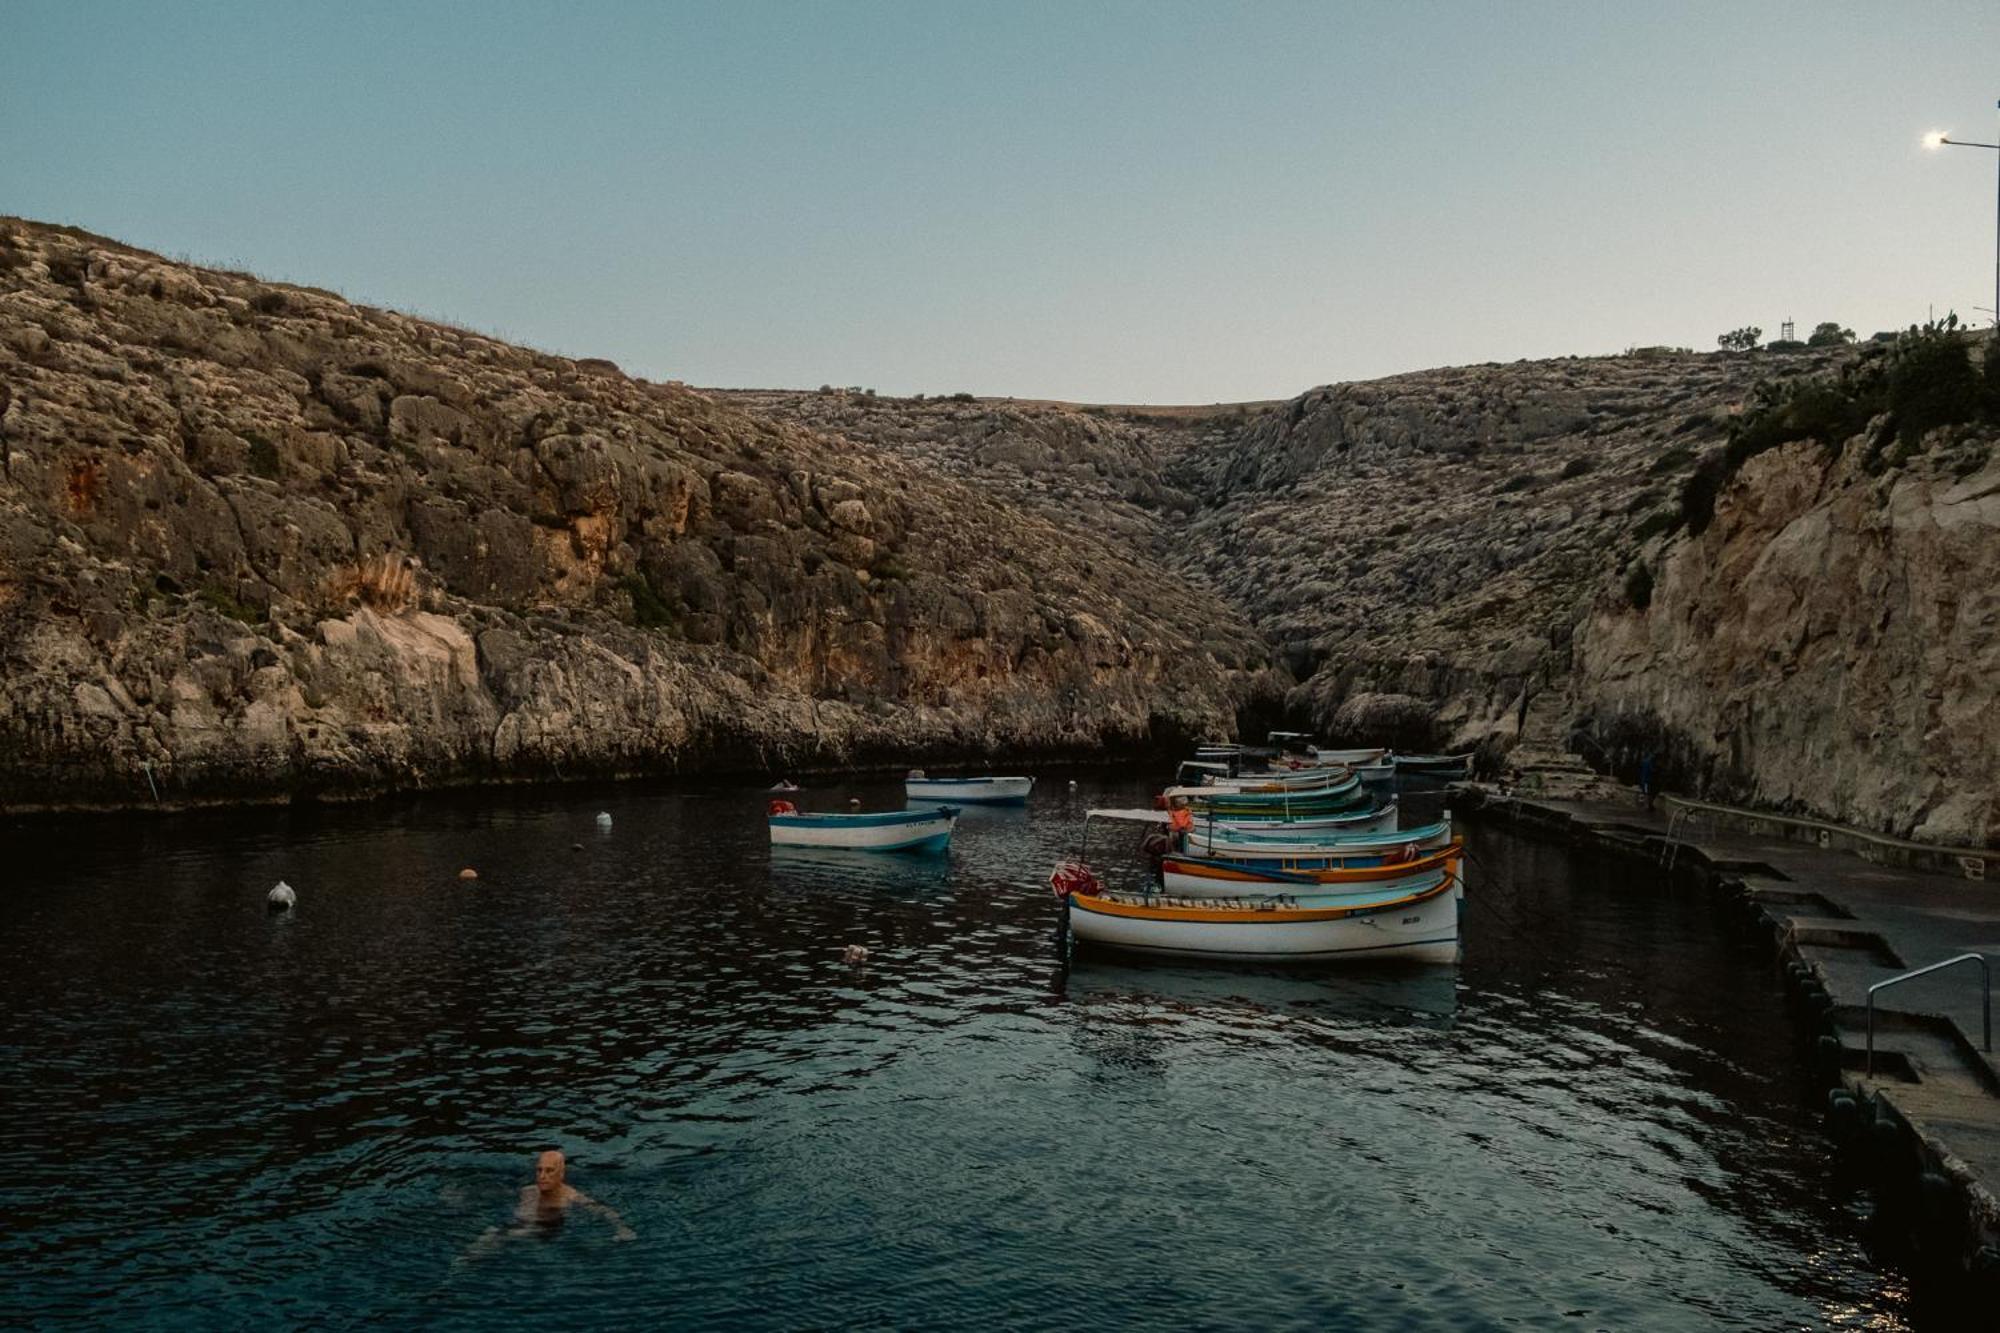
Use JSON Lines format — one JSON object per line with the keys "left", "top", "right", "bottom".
{"left": 904, "top": 772, "right": 1034, "bottom": 805}
{"left": 767, "top": 803, "right": 959, "bottom": 853}
{"left": 1187, "top": 815, "right": 1452, "bottom": 859}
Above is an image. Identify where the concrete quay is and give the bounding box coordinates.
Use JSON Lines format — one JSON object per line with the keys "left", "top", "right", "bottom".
{"left": 1454, "top": 784, "right": 2000, "bottom": 1289}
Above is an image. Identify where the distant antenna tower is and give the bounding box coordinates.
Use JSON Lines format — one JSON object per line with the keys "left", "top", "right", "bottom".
{"left": 1780, "top": 318, "right": 1795, "bottom": 342}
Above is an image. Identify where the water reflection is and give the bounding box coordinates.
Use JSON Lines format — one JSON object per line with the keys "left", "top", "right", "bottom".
{"left": 0, "top": 772, "right": 1916, "bottom": 1330}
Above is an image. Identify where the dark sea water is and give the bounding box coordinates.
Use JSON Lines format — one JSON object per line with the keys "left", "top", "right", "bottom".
{"left": 0, "top": 772, "right": 1919, "bottom": 1329}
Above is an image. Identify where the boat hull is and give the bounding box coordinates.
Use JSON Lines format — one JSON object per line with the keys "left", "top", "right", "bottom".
{"left": 1068, "top": 882, "right": 1459, "bottom": 963}
{"left": 905, "top": 776, "right": 1034, "bottom": 804}
{"left": 1160, "top": 848, "right": 1463, "bottom": 897}
{"left": 1187, "top": 816, "right": 1449, "bottom": 858}
{"left": 769, "top": 808, "right": 959, "bottom": 852}
{"left": 1202, "top": 804, "right": 1399, "bottom": 834}
{"left": 1395, "top": 753, "right": 1474, "bottom": 777}
{"left": 1312, "top": 747, "right": 1387, "bottom": 765}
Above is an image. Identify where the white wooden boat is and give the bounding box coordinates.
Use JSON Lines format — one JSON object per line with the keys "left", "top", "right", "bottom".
{"left": 1310, "top": 746, "right": 1388, "bottom": 765}
{"left": 1191, "top": 767, "right": 1349, "bottom": 792}
{"left": 1186, "top": 816, "right": 1452, "bottom": 859}
{"left": 1354, "top": 757, "right": 1396, "bottom": 784}
{"left": 1061, "top": 875, "right": 1459, "bottom": 963}
{"left": 768, "top": 802, "right": 958, "bottom": 853}
{"left": 904, "top": 773, "right": 1034, "bottom": 804}
{"left": 1395, "top": 752, "right": 1475, "bottom": 777}
{"left": 1202, "top": 803, "right": 1400, "bottom": 835}
{"left": 1049, "top": 809, "right": 1459, "bottom": 963}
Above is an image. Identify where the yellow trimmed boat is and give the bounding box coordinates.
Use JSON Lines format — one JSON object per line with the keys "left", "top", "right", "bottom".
{"left": 1159, "top": 844, "right": 1463, "bottom": 896}
{"left": 1063, "top": 873, "right": 1460, "bottom": 963}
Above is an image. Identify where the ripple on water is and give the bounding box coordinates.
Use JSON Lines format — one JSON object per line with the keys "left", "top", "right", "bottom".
{"left": 0, "top": 776, "right": 1915, "bottom": 1329}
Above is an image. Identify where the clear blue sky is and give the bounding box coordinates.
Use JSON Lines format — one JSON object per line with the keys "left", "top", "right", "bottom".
{"left": 5, "top": 1, "right": 1998, "bottom": 402}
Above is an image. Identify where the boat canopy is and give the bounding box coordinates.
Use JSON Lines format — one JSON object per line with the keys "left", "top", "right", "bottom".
{"left": 1085, "top": 808, "right": 1172, "bottom": 824}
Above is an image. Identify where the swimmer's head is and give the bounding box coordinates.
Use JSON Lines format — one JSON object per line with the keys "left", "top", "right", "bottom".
{"left": 535, "top": 1150, "right": 566, "bottom": 1196}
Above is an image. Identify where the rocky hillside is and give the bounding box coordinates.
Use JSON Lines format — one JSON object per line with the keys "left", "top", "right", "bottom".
{"left": 743, "top": 346, "right": 2000, "bottom": 845}
{"left": 7, "top": 216, "right": 1994, "bottom": 841}
{"left": 1163, "top": 351, "right": 1849, "bottom": 749}
{"left": 717, "top": 390, "right": 1241, "bottom": 554}
{"left": 743, "top": 354, "right": 1843, "bottom": 753}
{"left": 1571, "top": 356, "right": 2000, "bottom": 846}
{"left": 0, "top": 220, "right": 1274, "bottom": 810}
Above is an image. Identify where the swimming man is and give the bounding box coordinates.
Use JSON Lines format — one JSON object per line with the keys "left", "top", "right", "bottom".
{"left": 458, "top": 1149, "right": 634, "bottom": 1266}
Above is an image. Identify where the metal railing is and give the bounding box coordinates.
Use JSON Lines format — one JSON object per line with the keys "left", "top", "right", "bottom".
{"left": 1866, "top": 953, "right": 1992, "bottom": 1075}
{"left": 1660, "top": 807, "right": 1704, "bottom": 870}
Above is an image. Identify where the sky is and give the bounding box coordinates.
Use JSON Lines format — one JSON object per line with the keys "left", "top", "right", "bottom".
{"left": 4, "top": 1, "right": 1999, "bottom": 403}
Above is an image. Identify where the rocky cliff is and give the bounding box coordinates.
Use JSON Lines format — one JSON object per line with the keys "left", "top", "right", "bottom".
{"left": 744, "top": 348, "right": 1999, "bottom": 846}
{"left": 749, "top": 355, "right": 1843, "bottom": 754}
{"left": 1572, "top": 429, "right": 2000, "bottom": 846}
{"left": 0, "top": 220, "right": 1272, "bottom": 809}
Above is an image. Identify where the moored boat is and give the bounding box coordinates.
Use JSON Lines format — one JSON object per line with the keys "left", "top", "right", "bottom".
{"left": 767, "top": 801, "right": 959, "bottom": 853}
{"left": 1186, "top": 815, "right": 1452, "bottom": 859}
{"left": 1310, "top": 746, "right": 1388, "bottom": 765}
{"left": 1049, "top": 808, "right": 1460, "bottom": 964}
{"left": 904, "top": 772, "right": 1034, "bottom": 804}
{"left": 1160, "top": 844, "right": 1463, "bottom": 897}
{"left": 1059, "top": 873, "right": 1460, "bottom": 963}
{"left": 1395, "top": 752, "right": 1475, "bottom": 777}
{"left": 1202, "top": 802, "right": 1401, "bottom": 834}
{"left": 1170, "top": 778, "right": 1368, "bottom": 817}
{"left": 1353, "top": 757, "right": 1396, "bottom": 784}
{"left": 1191, "top": 766, "right": 1349, "bottom": 792}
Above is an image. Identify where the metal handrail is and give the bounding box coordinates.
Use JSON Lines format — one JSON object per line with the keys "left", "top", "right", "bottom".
{"left": 1660, "top": 807, "right": 1703, "bottom": 869}
{"left": 1866, "top": 953, "right": 1992, "bottom": 1074}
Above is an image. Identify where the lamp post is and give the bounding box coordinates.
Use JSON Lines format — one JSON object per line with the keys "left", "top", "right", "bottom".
{"left": 1924, "top": 102, "right": 2000, "bottom": 330}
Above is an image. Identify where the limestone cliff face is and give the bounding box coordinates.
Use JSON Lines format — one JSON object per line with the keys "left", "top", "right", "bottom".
{"left": 0, "top": 220, "right": 1269, "bottom": 809}
{"left": 1571, "top": 434, "right": 2000, "bottom": 846}
{"left": 738, "top": 357, "right": 1852, "bottom": 763}
{"left": 1161, "top": 354, "right": 1836, "bottom": 751}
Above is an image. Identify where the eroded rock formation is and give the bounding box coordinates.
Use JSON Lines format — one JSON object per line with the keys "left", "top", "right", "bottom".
{"left": 1572, "top": 434, "right": 2000, "bottom": 846}
{"left": 0, "top": 220, "right": 1272, "bottom": 809}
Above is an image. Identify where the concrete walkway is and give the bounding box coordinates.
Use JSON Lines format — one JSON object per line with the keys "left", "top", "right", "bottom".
{"left": 1458, "top": 786, "right": 2000, "bottom": 1246}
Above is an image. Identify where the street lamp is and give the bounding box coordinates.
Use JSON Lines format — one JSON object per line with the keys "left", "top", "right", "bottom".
{"left": 1924, "top": 102, "right": 2000, "bottom": 330}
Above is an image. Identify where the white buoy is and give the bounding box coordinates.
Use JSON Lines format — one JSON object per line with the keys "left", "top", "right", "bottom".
{"left": 596, "top": 811, "right": 613, "bottom": 829}
{"left": 1068, "top": 779, "right": 1078, "bottom": 791}
{"left": 848, "top": 797, "right": 861, "bottom": 808}
{"left": 267, "top": 881, "right": 296, "bottom": 911}
{"left": 842, "top": 944, "right": 871, "bottom": 964}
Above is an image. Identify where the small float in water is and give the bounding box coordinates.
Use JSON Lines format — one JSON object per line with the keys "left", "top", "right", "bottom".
{"left": 903, "top": 771, "right": 1034, "bottom": 805}
{"left": 767, "top": 799, "right": 959, "bottom": 853}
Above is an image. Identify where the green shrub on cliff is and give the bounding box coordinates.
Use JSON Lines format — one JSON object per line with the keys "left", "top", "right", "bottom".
{"left": 620, "top": 574, "right": 676, "bottom": 630}
{"left": 1885, "top": 319, "right": 1980, "bottom": 446}
{"left": 245, "top": 431, "right": 280, "bottom": 480}
{"left": 1677, "top": 317, "right": 1996, "bottom": 533}
{"left": 1622, "top": 561, "right": 1654, "bottom": 610}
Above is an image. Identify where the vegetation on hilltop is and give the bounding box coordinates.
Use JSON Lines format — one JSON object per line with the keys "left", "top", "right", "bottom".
{"left": 1679, "top": 317, "right": 2000, "bottom": 534}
